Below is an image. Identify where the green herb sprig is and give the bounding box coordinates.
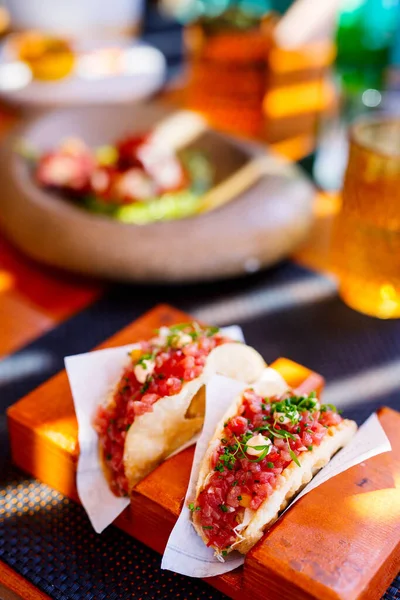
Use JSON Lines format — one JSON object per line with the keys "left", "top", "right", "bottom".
{"left": 320, "top": 403, "right": 339, "bottom": 413}
{"left": 254, "top": 423, "right": 296, "bottom": 440}
{"left": 135, "top": 352, "right": 154, "bottom": 367}
{"left": 155, "top": 323, "right": 220, "bottom": 347}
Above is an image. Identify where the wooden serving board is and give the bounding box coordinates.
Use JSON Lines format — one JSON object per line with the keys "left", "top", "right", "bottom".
{"left": 7, "top": 305, "right": 400, "bottom": 600}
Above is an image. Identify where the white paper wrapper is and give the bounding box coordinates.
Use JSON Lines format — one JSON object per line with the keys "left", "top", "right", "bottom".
{"left": 162, "top": 372, "right": 392, "bottom": 578}
{"left": 290, "top": 411, "right": 391, "bottom": 507}
{"left": 65, "top": 325, "right": 244, "bottom": 534}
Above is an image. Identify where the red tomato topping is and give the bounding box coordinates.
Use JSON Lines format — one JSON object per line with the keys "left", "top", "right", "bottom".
{"left": 193, "top": 391, "right": 343, "bottom": 551}
{"left": 116, "top": 134, "right": 148, "bottom": 170}
{"left": 36, "top": 132, "right": 189, "bottom": 206}
{"left": 226, "top": 416, "right": 248, "bottom": 436}
{"left": 36, "top": 142, "right": 95, "bottom": 193}
{"left": 93, "top": 324, "right": 231, "bottom": 497}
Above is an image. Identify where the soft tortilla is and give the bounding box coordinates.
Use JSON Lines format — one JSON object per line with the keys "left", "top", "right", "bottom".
{"left": 123, "top": 343, "right": 265, "bottom": 492}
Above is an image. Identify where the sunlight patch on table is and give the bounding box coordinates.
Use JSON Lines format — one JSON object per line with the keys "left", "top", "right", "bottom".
{"left": 347, "top": 488, "right": 400, "bottom": 524}
{"left": 0, "top": 350, "right": 55, "bottom": 385}
{"left": 0, "top": 269, "right": 14, "bottom": 292}
{"left": 192, "top": 275, "right": 337, "bottom": 325}
{"left": 323, "top": 359, "right": 400, "bottom": 409}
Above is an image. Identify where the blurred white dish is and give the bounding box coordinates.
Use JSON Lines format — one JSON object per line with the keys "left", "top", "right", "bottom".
{"left": 0, "top": 40, "right": 166, "bottom": 107}
{"left": 4, "top": 0, "right": 143, "bottom": 40}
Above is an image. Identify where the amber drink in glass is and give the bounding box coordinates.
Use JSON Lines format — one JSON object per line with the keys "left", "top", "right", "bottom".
{"left": 334, "top": 118, "right": 400, "bottom": 318}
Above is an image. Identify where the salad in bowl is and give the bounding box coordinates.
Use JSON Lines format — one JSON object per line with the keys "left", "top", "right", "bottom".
{"left": 24, "top": 132, "right": 214, "bottom": 225}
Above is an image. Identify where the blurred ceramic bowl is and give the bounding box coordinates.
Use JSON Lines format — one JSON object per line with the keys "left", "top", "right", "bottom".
{"left": 0, "top": 103, "right": 315, "bottom": 283}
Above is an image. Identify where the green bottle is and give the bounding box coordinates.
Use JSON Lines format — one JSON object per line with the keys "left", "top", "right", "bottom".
{"left": 335, "top": 0, "right": 398, "bottom": 99}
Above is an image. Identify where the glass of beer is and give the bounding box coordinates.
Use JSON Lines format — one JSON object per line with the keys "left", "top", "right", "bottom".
{"left": 333, "top": 117, "right": 400, "bottom": 318}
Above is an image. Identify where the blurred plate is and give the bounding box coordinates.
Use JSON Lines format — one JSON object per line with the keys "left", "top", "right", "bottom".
{"left": 0, "top": 103, "right": 315, "bottom": 283}
{"left": 0, "top": 39, "right": 166, "bottom": 107}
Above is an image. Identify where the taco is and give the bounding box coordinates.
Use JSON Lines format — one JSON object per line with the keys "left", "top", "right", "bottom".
{"left": 93, "top": 322, "right": 266, "bottom": 496}
{"left": 191, "top": 368, "right": 357, "bottom": 557}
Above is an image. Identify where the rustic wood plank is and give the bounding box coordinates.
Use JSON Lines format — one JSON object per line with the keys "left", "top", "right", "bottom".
{"left": 244, "top": 406, "right": 400, "bottom": 600}
{"left": 0, "top": 560, "right": 51, "bottom": 600}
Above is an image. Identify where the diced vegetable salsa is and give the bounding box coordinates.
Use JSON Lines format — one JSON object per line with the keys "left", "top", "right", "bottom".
{"left": 28, "top": 133, "right": 213, "bottom": 224}
{"left": 192, "top": 389, "right": 342, "bottom": 552}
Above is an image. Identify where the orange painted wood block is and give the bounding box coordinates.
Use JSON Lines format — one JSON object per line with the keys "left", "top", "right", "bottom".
{"left": 0, "top": 560, "right": 51, "bottom": 600}
{"left": 7, "top": 305, "right": 400, "bottom": 600}
{"left": 244, "top": 405, "right": 400, "bottom": 600}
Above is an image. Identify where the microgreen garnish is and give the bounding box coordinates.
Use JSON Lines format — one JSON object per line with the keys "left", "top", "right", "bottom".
{"left": 320, "top": 403, "right": 339, "bottom": 413}
{"left": 139, "top": 379, "right": 151, "bottom": 394}
{"left": 203, "top": 526, "right": 213, "bottom": 530}
{"left": 166, "top": 333, "right": 181, "bottom": 347}
{"left": 135, "top": 352, "right": 154, "bottom": 367}
{"left": 167, "top": 323, "right": 193, "bottom": 332}
{"left": 285, "top": 391, "right": 320, "bottom": 411}
{"left": 232, "top": 435, "right": 272, "bottom": 463}
{"left": 206, "top": 326, "right": 220, "bottom": 337}
{"left": 271, "top": 397, "right": 300, "bottom": 425}
{"left": 289, "top": 449, "right": 301, "bottom": 467}
{"left": 188, "top": 503, "right": 195, "bottom": 512}
{"left": 267, "top": 462, "right": 274, "bottom": 468}
{"left": 214, "top": 463, "right": 224, "bottom": 472}
{"left": 219, "top": 445, "right": 238, "bottom": 470}
{"left": 254, "top": 423, "right": 296, "bottom": 440}
{"left": 222, "top": 550, "right": 228, "bottom": 556}
{"left": 155, "top": 322, "right": 220, "bottom": 349}
{"left": 237, "top": 495, "right": 242, "bottom": 501}
{"left": 307, "top": 445, "right": 313, "bottom": 451}
{"left": 220, "top": 504, "right": 229, "bottom": 513}
{"left": 125, "top": 424, "right": 131, "bottom": 431}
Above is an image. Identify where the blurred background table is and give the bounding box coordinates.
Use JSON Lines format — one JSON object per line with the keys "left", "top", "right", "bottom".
{"left": 0, "top": 0, "right": 338, "bottom": 356}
